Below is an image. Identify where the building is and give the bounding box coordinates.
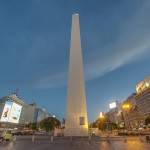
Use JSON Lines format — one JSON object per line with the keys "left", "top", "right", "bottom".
{"left": 122, "top": 94, "right": 139, "bottom": 129}
{"left": 0, "top": 93, "right": 28, "bottom": 129}
{"left": 0, "top": 93, "right": 41, "bottom": 130}
{"left": 26, "top": 103, "right": 38, "bottom": 123}
{"left": 135, "top": 87, "right": 150, "bottom": 126}
{"left": 134, "top": 75, "right": 150, "bottom": 126}
{"left": 105, "top": 101, "right": 124, "bottom": 128}
{"left": 121, "top": 75, "right": 150, "bottom": 129}
{"left": 136, "top": 75, "right": 150, "bottom": 93}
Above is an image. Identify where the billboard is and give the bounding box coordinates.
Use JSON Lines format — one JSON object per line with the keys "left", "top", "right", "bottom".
{"left": 136, "top": 76, "right": 150, "bottom": 93}
{"left": 8, "top": 102, "right": 22, "bottom": 123}
{"left": 0, "top": 101, "right": 22, "bottom": 124}
{"left": 0, "top": 101, "right": 13, "bottom": 122}
{"left": 109, "top": 102, "right": 117, "bottom": 109}
{"left": 136, "top": 81, "right": 146, "bottom": 93}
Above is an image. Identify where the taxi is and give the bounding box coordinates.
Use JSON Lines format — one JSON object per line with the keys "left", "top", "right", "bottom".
{"left": 0, "top": 129, "right": 12, "bottom": 141}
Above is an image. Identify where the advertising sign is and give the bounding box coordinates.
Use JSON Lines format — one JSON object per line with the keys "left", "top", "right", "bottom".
{"left": 0, "top": 101, "right": 22, "bottom": 124}
{"left": 8, "top": 102, "right": 22, "bottom": 124}
{"left": 136, "top": 76, "right": 150, "bottom": 93}
{"left": 109, "top": 102, "right": 117, "bottom": 109}
{"left": 136, "top": 81, "right": 146, "bottom": 93}
{"left": 0, "top": 101, "right": 13, "bottom": 122}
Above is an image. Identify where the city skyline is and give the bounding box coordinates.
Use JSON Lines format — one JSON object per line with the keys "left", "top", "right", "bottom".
{"left": 0, "top": 0, "right": 150, "bottom": 123}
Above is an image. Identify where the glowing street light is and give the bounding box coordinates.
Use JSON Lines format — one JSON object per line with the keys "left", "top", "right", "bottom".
{"left": 99, "top": 112, "right": 105, "bottom": 118}
{"left": 122, "top": 104, "right": 130, "bottom": 109}
{"left": 99, "top": 112, "right": 105, "bottom": 131}
{"left": 100, "top": 115, "right": 104, "bottom": 119}
{"left": 122, "top": 104, "right": 131, "bottom": 129}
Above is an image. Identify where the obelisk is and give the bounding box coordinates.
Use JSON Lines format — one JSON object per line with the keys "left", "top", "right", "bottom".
{"left": 65, "top": 14, "right": 88, "bottom": 136}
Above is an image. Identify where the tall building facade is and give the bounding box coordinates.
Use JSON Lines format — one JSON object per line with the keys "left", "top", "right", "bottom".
{"left": 121, "top": 75, "right": 150, "bottom": 129}
{"left": 122, "top": 94, "right": 139, "bottom": 129}
{"left": 136, "top": 75, "right": 150, "bottom": 93}
{"left": 105, "top": 102, "right": 124, "bottom": 128}
{"left": 135, "top": 88, "right": 150, "bottom": 125}
{"left": 134, "top": 75, "right": 150, "bottom": 126}
{"left": 65, "top": 14, "right": 88, "bottom": 136}
{"left": 26, "top": 103, "right": 38, "bottom": 123}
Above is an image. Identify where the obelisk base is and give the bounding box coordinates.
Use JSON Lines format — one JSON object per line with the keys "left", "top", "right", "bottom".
{"left": 65, "top": 128, "right": 88, "bottom": 136}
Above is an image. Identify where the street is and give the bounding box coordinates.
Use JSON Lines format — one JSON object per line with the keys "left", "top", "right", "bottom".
{"left": 0, "top": 136, "right": 150, "bottom": 150}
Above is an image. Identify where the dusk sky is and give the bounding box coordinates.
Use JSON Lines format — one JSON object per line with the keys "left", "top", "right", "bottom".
{"left": 0, "top": 0, "right": 150, "bottom": 123}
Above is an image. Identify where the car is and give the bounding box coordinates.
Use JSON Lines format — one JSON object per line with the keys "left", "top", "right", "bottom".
{"left": 0, "top": 129, "right": 12, "bottom": 141}
{"left": 34, "top": 131, "right": 47, "bottom": 135}
{"left": 12, "top": 131, "right": 24, "bottom": 136}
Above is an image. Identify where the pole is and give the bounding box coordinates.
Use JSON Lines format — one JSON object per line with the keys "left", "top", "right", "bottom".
{"left": 140, "top": 134, "right": 143, "bottom": 142}
{"left": 126, "top": 111, "right": 131, "bottom": 130}
{"left": 13, "top": 135, "right": 16, "bottom": 144}
{"left": 124, "top": 135, "right": 126, "bottom": 143}
{"left": 32, "top": 135, "right": 35, "bottom": 142}
{"left": 89, "top": 135, "right": 91, "bottom": 143}
{"left": 51, "top": 136, "right": 53, "bottom": 142}
{"left": 107, "top": 132, "right": 110, "bottom": 143}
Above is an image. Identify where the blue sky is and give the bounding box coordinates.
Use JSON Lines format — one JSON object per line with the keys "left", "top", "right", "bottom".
{"left": 0, "top": 0, "right": 150, "bottom": 123}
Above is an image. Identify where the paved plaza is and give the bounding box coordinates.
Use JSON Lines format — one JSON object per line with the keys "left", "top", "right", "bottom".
{"left": 0, "top": 136, "right": 150, "bottom": 150}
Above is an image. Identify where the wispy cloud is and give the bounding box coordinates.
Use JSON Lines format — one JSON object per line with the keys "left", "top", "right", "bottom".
{"left": 36, "top": 72, "right": 67, "bottom": 88}
{"left": 84, "top": 1, "right": 150, "bottom": 80}
{"left": 34, "top": 1, "right": 150, "bottom": 88}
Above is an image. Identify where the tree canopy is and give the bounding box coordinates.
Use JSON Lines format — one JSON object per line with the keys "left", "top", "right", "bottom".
{"left": 38, "top": 117, "right": 61, "bottom": 132}
{"left": 90, "top": 117, "right": 117, "bottom": 130}
{"left": 145, "top": 117, "right": 150, "bottom": 125}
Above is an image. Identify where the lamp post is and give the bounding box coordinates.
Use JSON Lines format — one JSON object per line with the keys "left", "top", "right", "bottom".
{"left": 122, "top": 104, "right": 131, "bottom": 130}
{"left": 105, "top": 122, "right": 108, "bottom": 130}
{"left": 99, "top": 113, "right": 105, "bottom": 131}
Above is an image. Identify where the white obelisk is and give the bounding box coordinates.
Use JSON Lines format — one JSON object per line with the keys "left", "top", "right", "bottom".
{"left": 65, "top": 14, "right": 88, "bottom": 136}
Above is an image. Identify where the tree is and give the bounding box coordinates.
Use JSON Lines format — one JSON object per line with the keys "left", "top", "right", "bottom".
{"left": 108, "top": 123, "right": 117, "bottom": 130}
{"left": 90, "top": 117, "right": 108, "bottom": 130}
{"left": 31, "top": 123, "right": 38, "bottom": 131}
{"left": 90, "top": 117, "right": 117, "bottom": 131}
{"left": 145, "top": 117, "right": 150, "bottom": 125}
{"left": 24, "top": 122, "right": 38, "bottom": 131}
{"left": 38, "top": 117, "right": 61, "bottom": 132}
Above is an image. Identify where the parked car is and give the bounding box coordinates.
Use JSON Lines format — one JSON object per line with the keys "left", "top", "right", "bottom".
{"left": 0, "top": 129, "right": 12, "bottom": 141}
{"left": 12, "top": 131, "right": 24, "bottom": 136}
{"left": 34, "top": 131, "right": 47, "bottom": 135}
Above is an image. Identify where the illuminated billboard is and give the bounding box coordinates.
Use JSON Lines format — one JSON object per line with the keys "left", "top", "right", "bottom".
{"left": 109, "top": 102, "right": 117, "bottom": 109}
{"left": 136, "top": 76, "right": 150, "bottom": 93}
{"left": 8, "top": 102, "right": 22, "bottom": 123}
{"left": 0, "top": 101, "right": 22, "bottom": 124}
{"left": 136, "top": 81, "right": 146, "bottom": 93}
{"left": 0, "top": 101, "right": 13, "bottom": 122}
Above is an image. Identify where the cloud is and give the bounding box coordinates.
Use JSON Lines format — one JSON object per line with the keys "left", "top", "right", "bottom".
{"left": 35, "top": 1, "right": 150, "bottom": 88}
{"left": 85, "top": 44, "right": 150, "bottom": 80}
{"left": 84, "top": 1, "right": 150, "bottom": 80}
{"left": 36, "top": 72, "right": 67, "bottom": 88}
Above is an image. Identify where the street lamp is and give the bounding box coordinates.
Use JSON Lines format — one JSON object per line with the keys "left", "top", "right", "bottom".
{"left": 105, "top": 122, "right": 108, "bottom": 130}
{"left": 122, "top": 104, "right": 130, "bottom": 109}
{"left": 99, "top": 112, "right": 104, "bottom": 119}
{"left": 99, "top": 112, "right": 105, "bottom": 131}
{"left": 122, "top": 104, "right": 131, "bottom": 129}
